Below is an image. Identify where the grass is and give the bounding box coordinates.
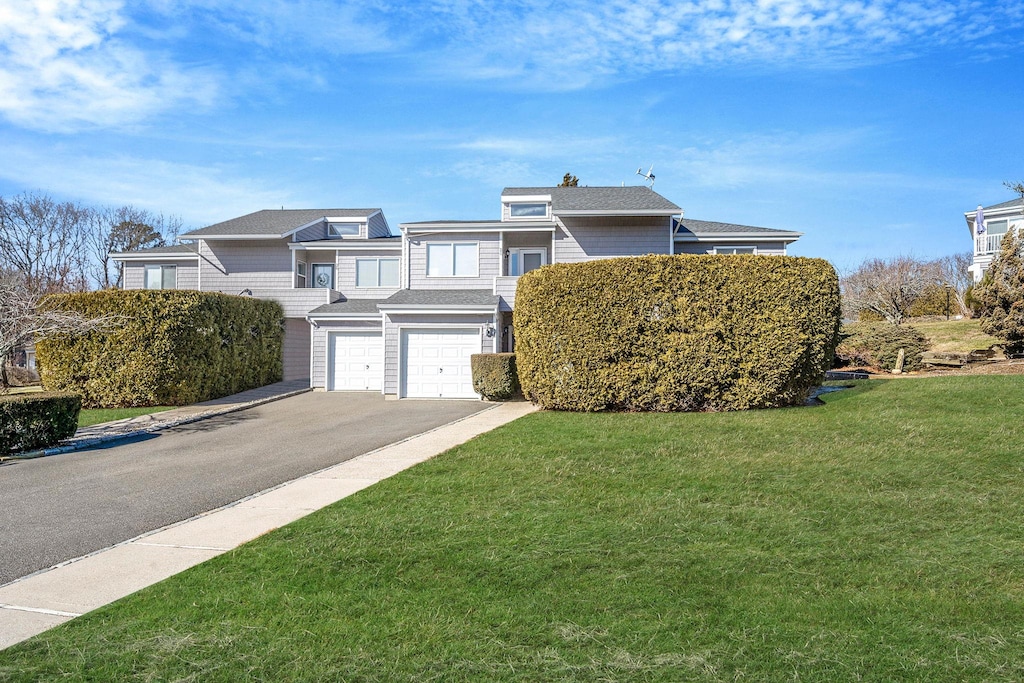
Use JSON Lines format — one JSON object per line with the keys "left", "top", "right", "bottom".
{"left": 907, "top": 317, "right": 999, "bottom": 353}
{"left": 2, "top": 376, "right": 1023, "bottom": 681}
{"left": 77, "top": 406, "right": 174, "bottom": 428}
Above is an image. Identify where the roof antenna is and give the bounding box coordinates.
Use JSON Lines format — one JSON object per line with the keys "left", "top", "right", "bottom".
{"left": 636, "top": 165, "right": 655, "bottom": 188}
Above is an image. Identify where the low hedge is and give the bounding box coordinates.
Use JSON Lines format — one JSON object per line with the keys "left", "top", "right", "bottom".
{"left": 37, "top": 290, "right": 284, "bottom": 408}
{"left": 514, "top": 255, "right": 841, "bottom": 412}
{"left": 0, "top": 392, "right": 81, "bottom": 454}
{"left": 471, "top": 353, "right": 520, "bottom": 400}
{"left": 835, "top": 322, "right": 929, "bottom": 372}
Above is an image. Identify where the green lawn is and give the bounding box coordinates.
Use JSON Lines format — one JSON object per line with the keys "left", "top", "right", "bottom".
{"left": 76, "top": 406, "right": 174, "bottom": 428}
{"left": 907, "top": 317, "right": 999, "bottom": 353}
{"left": 2, "top": 377, "right": 1023, "bottom": 681}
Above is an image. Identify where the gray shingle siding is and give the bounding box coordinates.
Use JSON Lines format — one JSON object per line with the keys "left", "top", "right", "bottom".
{"left": 554, "top": 216, "right": 672, "bottom": 263}
{"left": 673, "top": 241, "right": 788, "bottom": 256}
{"left": 199, "top": 240, "right": 293, "bottom": 291}
{"left": 122, "top": 261, "right": 199, "bottom": 290}
{"left": 368, "top": 212, "right": 391, "bottom": 238}
{"left": 406, "top": 232, "right": 500, "bottom": 289}
{"left": 283, "top": 318, "right": 311, "bottom": 381}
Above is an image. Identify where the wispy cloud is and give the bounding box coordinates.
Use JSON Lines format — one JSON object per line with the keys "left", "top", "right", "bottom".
{"left": 412, "top": 0, "right": 1024, "bottom": 88}
{"left": 0, "top": 142, "right": 297, "bottom": 225}
{"left": 0, "top": 0, "right": 219, "bottom": 132}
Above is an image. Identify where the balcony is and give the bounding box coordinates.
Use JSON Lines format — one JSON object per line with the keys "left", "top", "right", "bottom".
{"left": 975, "top": 233, "right": 1003, "bottom": 255}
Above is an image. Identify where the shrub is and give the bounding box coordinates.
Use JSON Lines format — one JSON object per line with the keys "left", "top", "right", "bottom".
{"left": 514, "top": 255, "right": 841, "bottom": 412}
{"left": 0, "top": 392, "right": 81, "bottom": 454}
{"left": 37, "top": 290, "right": 284, "bottom": 408}
{"left": 471, "top": 353, "right": 520, "bottom": 400}
{"left": 973, "top": 229, "right": 1024, "bottom": 353}
{"left": 834, "top": 322, "right": 929, "bottom": 372}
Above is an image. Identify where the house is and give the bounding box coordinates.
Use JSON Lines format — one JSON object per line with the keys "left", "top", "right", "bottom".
{"left": 111, "top": 185, "right": 802, "bottom": 399}
{"left": 966, "top": 197, "right": 1024, "bottom": 282}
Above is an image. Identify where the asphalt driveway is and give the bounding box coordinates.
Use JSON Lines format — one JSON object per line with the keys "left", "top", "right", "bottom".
{"left": 0, "top": 393, "right": 489, "bottom": 586}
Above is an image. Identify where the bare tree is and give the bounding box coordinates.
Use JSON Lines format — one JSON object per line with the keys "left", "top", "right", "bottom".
{"left": 0, "top": 192, "right": 92, "bottom": 294}
{"left": 89, "top": 206, "right": 182, "bottom": 289}
{"left": 841, "top": 256, "right": 941, "bottom": 325}
{"left": 0, "top": 272, "right": 114, "bottom": 390}
{"left": 932, "top": 252, "right": 974, "bottom": 318}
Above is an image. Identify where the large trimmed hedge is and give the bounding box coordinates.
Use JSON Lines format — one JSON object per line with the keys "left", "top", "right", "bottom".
{"left": 514, "top": 255, "right": 841, "bottom": 412}
{"left": 37, "top": 290, "right": 284, "bottom": 408}
{"left": 0, "top": 392, "right": 81, "bottom": 454}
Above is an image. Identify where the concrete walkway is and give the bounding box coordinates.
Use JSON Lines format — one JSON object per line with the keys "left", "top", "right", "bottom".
{"left": 0, "top": 399, "right": 537, "bottom": 650}
{"left": 3, "top": 379, "right": 313, "bottom": 461}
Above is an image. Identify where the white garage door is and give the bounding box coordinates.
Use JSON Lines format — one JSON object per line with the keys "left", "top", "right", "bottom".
{"left": 402, "top": 329, "right": 480, "bottom": 399}
{"left": 329, "top": 332, "right": 383, "bottom": 391}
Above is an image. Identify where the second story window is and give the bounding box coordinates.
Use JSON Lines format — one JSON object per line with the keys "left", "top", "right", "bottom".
{"left": 296, "top": 261, "right": 307, "bottom": 288}
{"left": 144, "top": 265, "right": 176, "bottom": 290}
{"left": 427, "top": 242, "right": 478, "bottom": 277}
{"left": 356, "top": 258, "right": 400, "bottom": 287}
{"left": 509, "top": 202, "right": 548, "bottom": 218}
{"left": 328, "top": 222, "right": 360, "bottom": 238}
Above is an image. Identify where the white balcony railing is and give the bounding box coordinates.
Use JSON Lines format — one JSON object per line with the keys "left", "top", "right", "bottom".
{"left": 975, "top": 233, "right": 1004, "bottom": 255}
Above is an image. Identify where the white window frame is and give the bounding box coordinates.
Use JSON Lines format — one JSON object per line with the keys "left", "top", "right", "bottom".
{"left": 508, "top": 247, "right": 547, "bottom": 276}
{"left": 712, "top": 246, "right": 757, "bottom": 255}
{"left": 144, "top": 265, "right": 176, "bottom": 290}
{"left": 296, "top": 261, "right": 307, "bottom": 288}
{"left": 356, "top": 257, "right": 400, "bottom": 288}
{"left": 507, "top": 202, "right": 550, "bottom": 220}
{"left": 311, "top": 263, "right": 335, "bottom": 288}
{"left": 328, "top": 222, "right": 361, "bottom": 239}
{"left": 426, "top": 242, "right": 479, "bottom": 278}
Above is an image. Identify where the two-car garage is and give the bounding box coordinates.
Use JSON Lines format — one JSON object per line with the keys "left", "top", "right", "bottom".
{"left": 326, "top": 328, "right": 481, "bottom": 399}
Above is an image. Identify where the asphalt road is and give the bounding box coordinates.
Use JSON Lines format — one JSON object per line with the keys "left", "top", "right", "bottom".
{"left": 0, "top": 393, "right": 488, "bottom": 586}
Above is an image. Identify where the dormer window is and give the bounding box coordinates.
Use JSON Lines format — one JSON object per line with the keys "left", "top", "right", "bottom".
{"left": 509, "top": 202, "right": 548, "bottom": 219}
{"left": 327, "top": 222, "right": 360, "bottom": 238}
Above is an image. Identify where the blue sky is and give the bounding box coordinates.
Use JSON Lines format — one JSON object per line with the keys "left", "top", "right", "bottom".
{"left": 1, "top": 0, "right": 1022, "bottom": 272}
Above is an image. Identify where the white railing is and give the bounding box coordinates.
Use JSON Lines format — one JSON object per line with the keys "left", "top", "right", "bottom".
{"left": 975, "top": 233, "right": 1003, "bottom": 255}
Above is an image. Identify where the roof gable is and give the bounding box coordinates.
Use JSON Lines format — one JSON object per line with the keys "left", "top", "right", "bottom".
{"left": 181, "top": 209, "right": 383, "bottom": 238}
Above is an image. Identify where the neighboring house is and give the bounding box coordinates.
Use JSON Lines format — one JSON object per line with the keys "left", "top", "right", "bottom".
{"left": 112, "top": 185, "right": 801, "bottom": 399}
{"left": 966, "top": 197, "right": 1024, "bottom": 282}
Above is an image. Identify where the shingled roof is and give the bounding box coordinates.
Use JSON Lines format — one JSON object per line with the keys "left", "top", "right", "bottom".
{"left": 675, "top": 218, "right": 802, "bottom": 239}
{"left": 502, "top": 186, "right": 681, "bottom": 214}
{"left": 379, "top": 289, "right": 500, "bottom": 307}
{"left": 181, "top": 209, "right": 381, "bottom": 238}
{"left": 982, "top": 197, "right": 1024, "bottom": 212}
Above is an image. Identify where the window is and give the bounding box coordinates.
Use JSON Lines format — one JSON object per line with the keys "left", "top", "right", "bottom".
{"left": 144, "top": 265, "right": 176, "bottom": 289}
{"left": 509, "top": 202, "right": 548, "bottom": 218}
{"left": 311, "top": 263, "right": 335, "bottom": 288}
{"left": 427, "top": 242, "right": 478, "bottom": 277}
{"left": 713, "top": 246, "right": 756, "bottom": 255}
{"left": 296, "top": 261, "right": 306, "bottom": 288}
{"left": 328, "top": 222, "right": 360, "bottom": 238}
{"left": 987, "top": 220, "right": 1008, "bottom": 235}
{"left": 356, "top": 258, "right": 400, "bottom": 287}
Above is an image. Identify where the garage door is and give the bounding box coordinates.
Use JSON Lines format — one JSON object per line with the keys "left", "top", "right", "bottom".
{"left": 329, "top": 332, "right": 383, "bottom": 391}
{"left": 402, "top": 329, "right": 480, "bottom": 399}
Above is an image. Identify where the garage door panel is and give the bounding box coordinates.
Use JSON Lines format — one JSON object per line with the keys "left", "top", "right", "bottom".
{"left": 330, "top": 332, "right": 383, "bottom": 391}
{"left": 402, "top": 329, "right": 480, "bottom": 399}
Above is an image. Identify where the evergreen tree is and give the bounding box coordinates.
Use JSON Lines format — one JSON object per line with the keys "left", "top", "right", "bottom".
{"left": 974, "top": 228, "right": 1024, "bottom": 352}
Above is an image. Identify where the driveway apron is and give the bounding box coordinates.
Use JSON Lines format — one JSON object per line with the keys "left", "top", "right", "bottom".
{"left": 0, "top": 393, "right": 488, "bottom": 586}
